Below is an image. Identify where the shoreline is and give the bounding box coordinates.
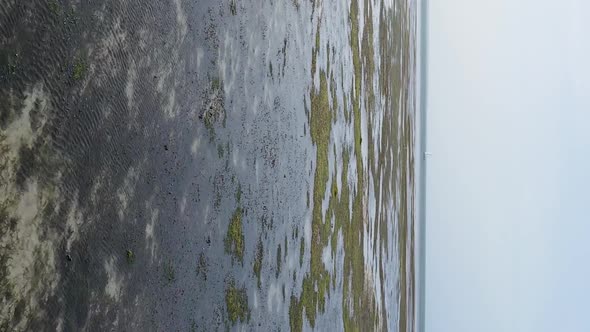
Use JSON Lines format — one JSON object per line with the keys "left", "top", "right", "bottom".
{"left": 414, "top": 0, "right": 428, "bottom": 331}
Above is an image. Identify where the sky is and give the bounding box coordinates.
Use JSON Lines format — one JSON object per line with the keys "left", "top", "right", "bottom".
{"left": 425, "top": 0, "right": 590, "bottom": 331}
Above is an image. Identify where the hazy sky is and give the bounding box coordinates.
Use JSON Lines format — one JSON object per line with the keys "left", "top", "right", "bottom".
{"left": 426, "top": 1, "right": 590, "bottom": 331}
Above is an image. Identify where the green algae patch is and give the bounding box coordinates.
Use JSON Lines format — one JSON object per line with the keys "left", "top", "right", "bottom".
{"left": 163, "top": 261, "right": 175, "bottom": 283}
{"left": 289, "top": 57, "right": 334, "bottom": 331}
{"left": 229, "top": 0, "right": 237, "bottom": 15}
{"left": 269, "top": 62, "right": 274, "bottom": 79}
{"left": 224, "top": 208, "right": 244, "bottom": 263}
{"left": 284, "top": 235, "right": 288, "bottom": 259}
{"left": 225, "top": 280, "right": 250, "bottom": 324}
{"left": 253, "top": 238, "right": 263, "bottom": 289}
{"left": 235, "top": 183, "right": 242, "bottom": 204}
{"left": 275, "top": 244, "right": 282, "bottom": 278}
{"left": 289, "top": 0, "right": 383, "bottom": 330}
{"left": 126, "top": 249, "right": 134, "bottom": 264}
{"left": 197, "top": 252, "right": 208, "bottom": 281}
{"left": 289, "top": 295, "right": 303, "bottom": 332}
{"left": 48, "top": 0, "right": 60, "bottom": 15}
{"left": 72, "top": 58, "right": 86, "bottom": 80}
{"left": 211, "top": 77, "right": 221, "bottom": 90}
{"left": 201, "top": 77, "right": 225, "bottom": 140}
{"left": 299, "top": 236, "right": 305, "bottom": 267}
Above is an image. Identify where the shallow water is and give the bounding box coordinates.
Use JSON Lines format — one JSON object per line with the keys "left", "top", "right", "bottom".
{"left": 0, "top": 0, "right": 416, "bottom": 330}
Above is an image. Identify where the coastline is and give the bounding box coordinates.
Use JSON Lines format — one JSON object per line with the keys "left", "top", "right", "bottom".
{"left": 414, "top": 0, "right": 428, "bottom": 331}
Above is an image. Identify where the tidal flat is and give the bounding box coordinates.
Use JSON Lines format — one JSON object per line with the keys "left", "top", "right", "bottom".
{"left": 0, "top": 0, "right": 416, "bottom": 330}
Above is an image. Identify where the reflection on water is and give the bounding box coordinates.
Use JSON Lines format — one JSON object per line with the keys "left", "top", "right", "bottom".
{"left": 0, "top": 0, "right": 415, "bottom": 330}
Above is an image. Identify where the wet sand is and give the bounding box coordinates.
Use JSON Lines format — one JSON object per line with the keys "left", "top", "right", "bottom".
{"left": 0, "top": 0, "right": 416, "bottom": 330}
